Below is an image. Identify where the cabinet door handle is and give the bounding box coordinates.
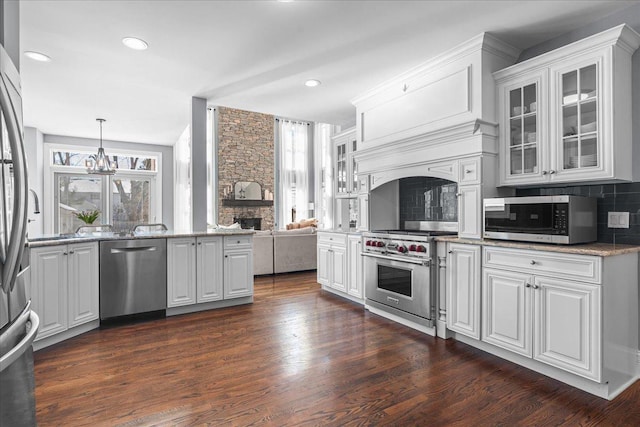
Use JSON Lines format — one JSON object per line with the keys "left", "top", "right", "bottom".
{"left": 465, "top": 169, "right": 472, "bottom": 174}
{"left": 549, "top": 170, "right": 556, "bottom": 174}
{"left": 198, "top": 242, "right": 202, "bottom": 245}
{"left": 525, "top": 283, "right": 531, "bottom": 288}
{"left": 530, "top": 260, "right": 536, "bottom": 265}
{"left": 532, "top": 284, "right": 540, "bottom": 290}
{"left": 191, "top": 242, "right": 195, "bottom": 246}
{"left": 448, "top": 250, "right": 453, "bottom": 254}
{"left": 69, "top": 250, "right": 74, "bottom": 254}
{"left": 542, "top": 170, "right": 548, "bottom": 175}
{"left": 63, "top": 252, "right": 68, "bottom": 256}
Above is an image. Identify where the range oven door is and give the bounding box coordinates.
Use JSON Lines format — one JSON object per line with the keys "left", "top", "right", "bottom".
{"left": 363, "top": 254, "right": 432, "bottom": 320}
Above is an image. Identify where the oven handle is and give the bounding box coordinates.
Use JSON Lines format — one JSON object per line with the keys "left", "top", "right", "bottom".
{"left": 361, "top": 252, "right": 430, "bottom": 267}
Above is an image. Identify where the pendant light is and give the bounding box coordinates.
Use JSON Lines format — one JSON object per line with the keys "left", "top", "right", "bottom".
{"left": 86, "top": 118, "right": 116, "bottom": 175}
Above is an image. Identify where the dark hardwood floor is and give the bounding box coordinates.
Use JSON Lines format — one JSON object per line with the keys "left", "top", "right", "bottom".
{"left": 34, "top": 272, "right": 640, "bottom": 426}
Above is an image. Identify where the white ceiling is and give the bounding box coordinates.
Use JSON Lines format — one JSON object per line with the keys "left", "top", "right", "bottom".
{"left": 19, "top": 0, "right": 637, "bottom": 146}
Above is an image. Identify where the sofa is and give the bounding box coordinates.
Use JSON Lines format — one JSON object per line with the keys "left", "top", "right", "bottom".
{"left": 252, "top": 227, "right": 317, "bottom": 275}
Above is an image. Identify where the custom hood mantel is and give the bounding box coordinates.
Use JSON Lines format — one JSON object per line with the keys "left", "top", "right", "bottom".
{"left": 352, "top": 32, "right": 520, "bottom": 181}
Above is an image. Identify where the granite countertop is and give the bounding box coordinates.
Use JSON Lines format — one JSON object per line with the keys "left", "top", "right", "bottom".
{"left": 435, "top": 236, "right": 640, "bottom": 257}
{"left": 27, "top": 229, "right": 255, "bottom": 248}
{"left": 317, "top": 229, "right": 361, "bottom": 235}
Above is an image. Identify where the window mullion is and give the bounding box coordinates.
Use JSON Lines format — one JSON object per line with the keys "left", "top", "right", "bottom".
{"left": 103, "top": 176, "right": 111, "bottom": 226}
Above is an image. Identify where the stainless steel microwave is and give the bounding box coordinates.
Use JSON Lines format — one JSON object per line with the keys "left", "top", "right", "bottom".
{"left": 483, "top": 195, "right": 597, "bottom": 244}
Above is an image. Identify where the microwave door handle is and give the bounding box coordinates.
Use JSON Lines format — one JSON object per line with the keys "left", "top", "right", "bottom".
{"left": 0, "top": 65, "right": 28, "bottom": 293}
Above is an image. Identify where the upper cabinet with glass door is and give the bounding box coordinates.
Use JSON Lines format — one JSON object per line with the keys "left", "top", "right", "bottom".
{"left": 557, "top": 64, "right": 598, "bottom": 176}
{"left": 499, "top": 73, "right": 546, "bottom": 185}
{"left": 495, "top": 24, "right": 640, "bottom": 186}
{"left": 333, "top": 128, "right": 358, "bottom": 198}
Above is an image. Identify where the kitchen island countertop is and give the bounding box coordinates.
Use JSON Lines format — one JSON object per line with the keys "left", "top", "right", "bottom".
{"left": 27, "top": 229, "right": 255, "bottom": 248}
{"left": 435, "top": 236, "right": 640, "bottom": 257}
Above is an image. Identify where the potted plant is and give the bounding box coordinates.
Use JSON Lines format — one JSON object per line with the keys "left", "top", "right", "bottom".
{"left": 74, "top": 209, "right": 100, "bottom": 225}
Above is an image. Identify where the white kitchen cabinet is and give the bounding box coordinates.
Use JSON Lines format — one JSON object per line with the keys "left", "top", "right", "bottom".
{"left": 317, "top": 232, "right": 347, "bottom": 294}
{"left": 533, "top": 275, "right": 601, "bottom": 381}
{"left": 31, "top": 246, "right": 67, "bottom": 340}
{"left": 347, "top": 234, "right": 363, "bottom": 298}
{"left": 456, "top": 185, "right": 481, "bottom": 239}
{"left": 67, "top": 242, "right": 100, "bottom": 327}
{"left": 333, "top": 128, "right": 358, "bottom": 197}
{"left": 167, "top": 237, "right": 197, "bottom": 307}
{"left": 168, "top": 235, "right": 233, "bottom": 307}
{"left": 446, "top": 243, "right": 481, "bottom": 339}
{"left": 357, "top": 194, "right": 369, "bottom": 232}
{"left": 496, "top": 73, "right": 547, "bottom": 185}
{"left": 481, "top": 246, "right": 602, "bottom": 381}
{"left": 223, "top": 235, "right": 253, "bottom": 299}
{"left": 197, "top": 236, "right": 223, "bottom": 303}
{"left": 30, "top": 242, "right": 99, "bottom": 341}
{"left": 317, "top": 245, "right": 331, "bottom": 286}
{"left": 482, "top": 267, "right": 532, "bottom": 356}
{"left": 495, "top": 24, "right": 640, "bottom": 185}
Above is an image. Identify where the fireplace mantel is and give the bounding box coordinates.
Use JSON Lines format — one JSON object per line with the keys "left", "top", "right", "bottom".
{"left": 221, "top": 200, "right": 274, "bottom": 207}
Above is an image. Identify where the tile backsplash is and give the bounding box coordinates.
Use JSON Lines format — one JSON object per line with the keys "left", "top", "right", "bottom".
{"left": 516, "top": 183, "right": 640, "bottom": 245}
{"left": 399, "top": 177, "right": 458, "bottom": 224}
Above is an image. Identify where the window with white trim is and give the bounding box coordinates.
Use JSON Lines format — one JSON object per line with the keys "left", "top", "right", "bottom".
{"left": 44, "top": 144, "right": 162, "bottom": 234}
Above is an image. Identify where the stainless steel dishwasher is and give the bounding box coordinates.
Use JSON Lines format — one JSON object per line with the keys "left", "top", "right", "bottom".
{"left": 99, "top": 239, "right": 167, "bottom": 320}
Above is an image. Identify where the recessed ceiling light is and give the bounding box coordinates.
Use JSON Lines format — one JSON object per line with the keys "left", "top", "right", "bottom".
{"left": 122, "top": 37, "right": 148, "bottom": 50}
{"left": 24, "top": 51, "right": 52, "bottom": 62}
{"left": 305, "top": 79, "right": 321, "bottom": 87}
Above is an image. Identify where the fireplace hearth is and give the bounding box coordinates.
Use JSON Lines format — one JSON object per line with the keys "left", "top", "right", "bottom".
{"left": 234, "top": 217, "right": 262, "bottom": 230}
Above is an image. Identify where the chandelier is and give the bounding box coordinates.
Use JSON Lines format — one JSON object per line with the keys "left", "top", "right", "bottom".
{"left": 86, "top": 118, "right": 116, "bottom": 175}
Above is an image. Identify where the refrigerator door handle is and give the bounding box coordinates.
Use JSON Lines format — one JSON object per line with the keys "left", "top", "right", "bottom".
{"left": 0, "top": 46, "right": 29, "bottom": 293}
{"left": 0, "top": 304, "right": 39, "bottom": 373}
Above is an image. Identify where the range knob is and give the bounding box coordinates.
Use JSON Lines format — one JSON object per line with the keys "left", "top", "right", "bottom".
{"left": 416, "top": 245, "right": 426, "bottom": 253}
{"left": 376, "top": 241, "right": 385, "bottom": 248}
{"left": 365, "top": 240, "right": 371, "bottom": 246}
{"left": 397, "top": 246, "right": 407, "bottom": 253}
{"left": 409, "top": 244, "right": 417, "bottom": 252}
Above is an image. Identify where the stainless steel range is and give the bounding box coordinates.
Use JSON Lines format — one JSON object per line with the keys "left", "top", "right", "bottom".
{"left": 362, "top": 230, "right": 451, "bottom": 328}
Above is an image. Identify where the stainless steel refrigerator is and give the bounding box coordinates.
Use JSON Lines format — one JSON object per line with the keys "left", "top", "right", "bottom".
{"left": 0, "top": 44, "right": 40, "bottom": 426}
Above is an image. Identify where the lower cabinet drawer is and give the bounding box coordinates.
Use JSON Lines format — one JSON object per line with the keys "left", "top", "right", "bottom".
{"left": 483, "top": 246, "right": 601, "bottom": 284}
{"left": 317, "top": 232, "right": 347, "bottom": 246}
{"left": 224, "top": 235, "right": 252, "bottom": 249}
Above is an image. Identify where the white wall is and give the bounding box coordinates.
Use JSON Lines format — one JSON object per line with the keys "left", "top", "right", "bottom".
{"left": 24, "top": 127, "right": 44, "bottom": 237}
{"left": 24, "top": 129, "right": 174, "bottom": 232}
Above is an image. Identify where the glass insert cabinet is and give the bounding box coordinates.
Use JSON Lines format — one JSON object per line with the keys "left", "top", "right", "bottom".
{"left": 495, "top": 24, "right": 639, "bottom": 186}
{"left": 508, "top": 82, "right": 539, "bottom": 177}
{"left": 333, "top": 128, "right": 358, "bottom": 197}
{"left": 559, "top": 64, "right": 598, "bottom": 171}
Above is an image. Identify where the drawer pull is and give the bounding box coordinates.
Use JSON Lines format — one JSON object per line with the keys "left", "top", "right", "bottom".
{"left": 465, "top": 169, "right": 472, "bottom": 174}
{"left": 530, "top": 260, "right": 536, "bottom": 265}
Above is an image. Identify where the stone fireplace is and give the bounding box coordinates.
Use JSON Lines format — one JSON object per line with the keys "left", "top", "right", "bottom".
{"left": 216, "top": 106, "right": 275, "bottom": 230}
